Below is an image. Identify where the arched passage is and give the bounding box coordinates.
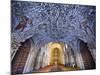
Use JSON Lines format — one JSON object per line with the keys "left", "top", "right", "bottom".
{"left": 50, "top": 48, "right": 61, "bottom": 65}
{"left": 48, "top": 42, "right": 65, "bottom": 65}
{"left": 38, "top": 42, "right": 79, "bottom": 72}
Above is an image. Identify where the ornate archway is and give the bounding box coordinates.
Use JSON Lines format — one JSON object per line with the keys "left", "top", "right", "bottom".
{"left": 48, "top": 42, "right": 65, "bottom": 65}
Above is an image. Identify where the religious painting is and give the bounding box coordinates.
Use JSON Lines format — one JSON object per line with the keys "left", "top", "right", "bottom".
{"left": 11, "top": 0, "right": 96, "bottom": 75}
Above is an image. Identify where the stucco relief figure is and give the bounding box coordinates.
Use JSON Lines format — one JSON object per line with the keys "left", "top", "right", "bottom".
{"left": 15, "top": 16, "right": 32, "bottom": 32}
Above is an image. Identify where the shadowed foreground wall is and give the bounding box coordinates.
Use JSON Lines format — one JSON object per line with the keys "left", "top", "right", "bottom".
{"left": 11, "top": 39, "right": 31, "bottom": 74}
{"left": 80, "top": 40, "right": 95, "bottom": 69}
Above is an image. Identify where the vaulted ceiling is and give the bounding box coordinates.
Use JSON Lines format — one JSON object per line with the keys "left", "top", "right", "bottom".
{"left": 11, "top": 1, "right": 96, "bottom": 48}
